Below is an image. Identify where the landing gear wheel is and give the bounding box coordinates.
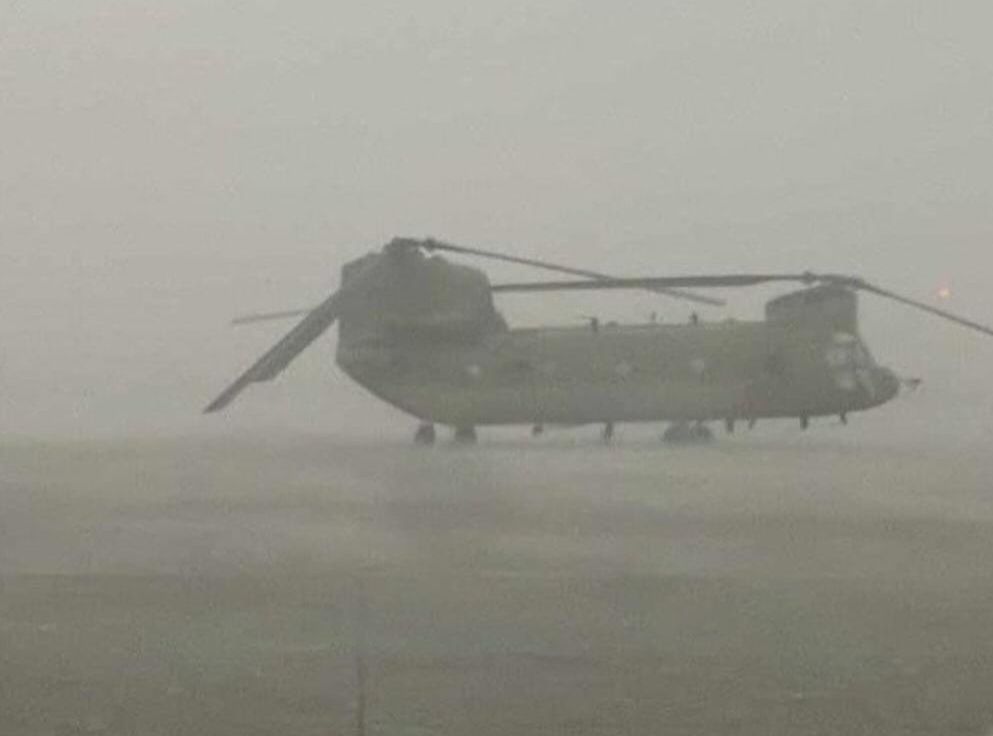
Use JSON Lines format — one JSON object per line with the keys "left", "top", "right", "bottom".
{"left": 692, "top": 423, "right": 714, "bottom": 442}
{"left": 602, "top": 422, "right": 615, "bottom": 444}
{"left": 414, "top": 423, "right": 436, "bottom": 446}
{"left": 453, "top": 426, "right": 478, "bottom": 445}
{"left": 663, "top": 422, "right": 714, "bottom": 444}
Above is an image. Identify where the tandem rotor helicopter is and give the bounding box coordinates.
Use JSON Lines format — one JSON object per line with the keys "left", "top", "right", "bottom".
{"left": 206, "top": 237, "right": 993, "bottom": 444}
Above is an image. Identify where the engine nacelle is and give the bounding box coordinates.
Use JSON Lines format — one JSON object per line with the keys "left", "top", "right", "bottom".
{"left": 765, "top": 284, "right": 858, "bottom": 333}
{"left": 337, "top": 246, "right": 507, "bottom": 349}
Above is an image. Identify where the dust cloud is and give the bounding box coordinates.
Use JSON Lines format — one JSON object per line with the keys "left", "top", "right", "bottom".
{"left": 3, "top": 2, "right": 993, "bottom": 735}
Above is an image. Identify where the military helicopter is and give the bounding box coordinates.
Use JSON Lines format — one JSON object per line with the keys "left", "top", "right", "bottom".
{"left": 206, "top": 237, "right": 993, "bottom": 444}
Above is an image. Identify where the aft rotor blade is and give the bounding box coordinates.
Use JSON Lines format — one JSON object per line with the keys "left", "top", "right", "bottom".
{"left": 859, "top": 282, "right": 993, "bottom": 338}
{"left": 231, "top": 309, "right": 314, "bottom": 326}
{"left": 206, "top": 252, "right": 396, "bottom": 413}
{"left": 205, "top": 292, "right": 341, "bottom": 413}
{"left": 391, "top": 237, "right": 725, "bottom": 307}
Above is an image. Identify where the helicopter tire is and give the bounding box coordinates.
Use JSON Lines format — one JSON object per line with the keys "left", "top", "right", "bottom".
{"left": 414, "top": 423, "right": 436, "bottom": 446}
{"left": 663, "top": 421, "right": 714, "bottom": 444}
{"left": 693, "top": 423, "right": 715, "bottom": 443}
{"left": 601, "top": 422, "right": 615, "bottom": 444}
{"left": 453, "top": 426, "right": 478, "bottom": 445}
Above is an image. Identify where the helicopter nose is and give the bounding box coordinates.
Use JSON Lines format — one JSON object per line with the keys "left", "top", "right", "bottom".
{"left": 874, "top": 367, "right": 901, "bottom": 404}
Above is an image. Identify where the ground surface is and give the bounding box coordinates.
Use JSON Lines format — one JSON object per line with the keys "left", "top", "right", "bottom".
{"left": 2, "top": 433, "right": 993, "bottom": 735}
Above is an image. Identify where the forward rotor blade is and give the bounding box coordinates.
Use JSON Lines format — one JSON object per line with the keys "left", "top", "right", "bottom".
{"left": 205, "top": 292, "right": 341, "bottom": 413}
{"left": 858, "top": 282, "right": 993, "bottom": 338}
{"left": 231, "top": 309, "right": 314, "bottom": 326}
{"left": 391, "top": 237, "right": 725, "bottom": 307}
{"left": 491, "top": 273, "right": 813, "bottom": 293}
{"left": 494, "top": 271, "right": 993, "bottom": 339}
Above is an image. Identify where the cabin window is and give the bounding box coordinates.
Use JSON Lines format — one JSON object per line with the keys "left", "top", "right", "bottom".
{"left": 825, "top": 333, "right": 867, "bottom": 392}
{"left": 614, "top": 361, "right": 634, "bottom": 378}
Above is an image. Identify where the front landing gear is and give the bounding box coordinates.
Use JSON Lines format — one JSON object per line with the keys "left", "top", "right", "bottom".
{"left": 414, "top": 423, "right": 436, "bottom": 446}
{"left": 454, "top": 426, "right": 478, "bottom": 445}
{"left": 662, "top": 422, "right": 714, "bottom": 444}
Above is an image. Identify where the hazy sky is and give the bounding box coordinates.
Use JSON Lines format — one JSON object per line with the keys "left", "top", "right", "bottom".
{"left": 2, "top": 0, "right": 992, "bottom": 439}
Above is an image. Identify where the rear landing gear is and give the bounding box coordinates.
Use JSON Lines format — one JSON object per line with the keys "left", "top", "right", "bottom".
{"left": 454, "top": 426, "right": 478, "bottom": 445}
{"left": 602, "top": 422, "right": 615, "bottom": 444}
{"left": 663, "top": 422, "right": 714, "bottom": 444}
{"left": 414, "top": 423, "right": 436, "bottom": 446}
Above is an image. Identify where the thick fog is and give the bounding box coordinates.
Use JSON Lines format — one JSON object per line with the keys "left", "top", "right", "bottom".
{"left": 2, "top": 0, "right": 992, "bottom": 440}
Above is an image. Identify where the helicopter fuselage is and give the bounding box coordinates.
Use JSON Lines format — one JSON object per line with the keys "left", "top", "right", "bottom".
{"left": 337, "top": 318, "right": 900, "bottom": 428}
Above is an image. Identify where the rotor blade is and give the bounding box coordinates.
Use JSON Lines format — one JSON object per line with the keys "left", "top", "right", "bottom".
{"left": 858, "top": 282, "right": 993, "bottom": 338}
{"left": 204, "top": 292, "right": 341, "bottom": 413}
{"left": 390, "top": 237, "right": 725, "bottom": 307}
{"left": 231, "top": 309, "right": 314, "bottom": 326}
{"left": 493, "top": 271, "right": 993, "bottom": 339}
{"left": 206, "top": 250, "right": 397, "bottom": 412}
{"left": 491, "top": 273, "right": 816, "bottom": 293}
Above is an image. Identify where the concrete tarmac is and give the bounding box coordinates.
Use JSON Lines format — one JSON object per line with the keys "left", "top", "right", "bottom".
{"left": 2, "top": 434, "right": 992, "bottom": 735}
